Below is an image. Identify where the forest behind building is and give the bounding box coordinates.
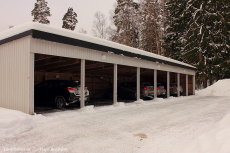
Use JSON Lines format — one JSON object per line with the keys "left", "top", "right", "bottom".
{"left": 31, "top": 0, "right": 230, "bottom": 88}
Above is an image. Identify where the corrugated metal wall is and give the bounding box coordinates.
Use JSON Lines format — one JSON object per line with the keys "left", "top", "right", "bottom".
{"left": 31, "top": 38, "right": 195, "bottom": 75}
{"left": 0, "top": 36, "right": 32, "bottom": 114}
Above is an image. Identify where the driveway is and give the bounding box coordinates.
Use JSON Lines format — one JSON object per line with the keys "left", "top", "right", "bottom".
{"left": 1, "top": 96, "right": 230, "bottom": 153}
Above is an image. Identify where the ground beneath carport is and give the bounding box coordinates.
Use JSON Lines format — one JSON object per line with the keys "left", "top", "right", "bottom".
{"left": 1, "top": 95, "right": 230, "bottom": 153}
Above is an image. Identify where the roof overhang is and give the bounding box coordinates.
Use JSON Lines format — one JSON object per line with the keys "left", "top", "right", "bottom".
{"left": 0, "top": 22, "right": 196, "bottom": 71}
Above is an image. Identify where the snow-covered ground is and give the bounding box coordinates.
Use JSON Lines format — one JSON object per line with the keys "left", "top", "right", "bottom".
{"left": 196, "top": 79, "right": 230, "bottom": 96}
{"left": 0, "top": 79, "right": 230, "bottom": 153}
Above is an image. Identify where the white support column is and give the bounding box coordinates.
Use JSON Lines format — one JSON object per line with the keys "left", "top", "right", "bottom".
{"left": 154, "top": 70, "right": 157, "bottom": 99}
{"left": 186, "top": 74, "right": 188, "bottom": 96}
{"left": 113, "top": 64, "right": 117, "bottom": 104}
{"left": 193, "top": 75, "right": 195, "bottom": 95}
{"left": 29, "top": 53, "right": 34, "bottom": 115}
{"left": 80, "top": 59, "right": 85, "bottom": 108}
{"left": 137, "top": 67, "right": 140, "bottom": 100}
{"left": 167, "top": 71, "right": 170, "bottom": 98}
{"left": 177, "top": 73, "right": 180, "bottom": 97}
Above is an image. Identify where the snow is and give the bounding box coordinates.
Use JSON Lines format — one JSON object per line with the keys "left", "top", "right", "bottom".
{"left": 0, "top": 108, "right": 46, "bottom": 139}
{"left": 188, "top": 113, "right": 230, "bottom": 153}
{"left": 0, "top": 22, "right": 195, "bottom": 69}
{"left": 1, "top": 79, "right": 230, "bottom": 152}
{"left": 196, "top": 79, "right": 230, "bottom": 96}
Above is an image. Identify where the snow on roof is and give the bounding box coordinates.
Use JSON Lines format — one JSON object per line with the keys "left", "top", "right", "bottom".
{"left": 0, "top": 22, "right": 196, "bottom": 69}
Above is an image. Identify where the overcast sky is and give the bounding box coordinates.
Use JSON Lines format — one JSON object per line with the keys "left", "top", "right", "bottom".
{"left": 0, "top": 0, "right": 116, "bottom": 34}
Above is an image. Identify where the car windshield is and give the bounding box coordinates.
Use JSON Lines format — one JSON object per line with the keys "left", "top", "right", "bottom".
{"left": 62, "top": 81, "right": 80, "bottom": 88}
{"left": 149, "top": 83, "right": 163, "bottom": 87}
{"left": 142, "top": 82, "right": 152, "bottom": 86}
{"left": 157, "top": 83, "right": 163, "bottom": 87}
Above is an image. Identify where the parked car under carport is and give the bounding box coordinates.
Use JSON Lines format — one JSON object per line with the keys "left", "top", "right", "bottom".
{"left": 34, "top": 80, "right": 90, "bottom": 108}
{"left": 162, "top": 83, "right": 178, "bottom": 96}
{"left": 107, "top": 82, "right": 166, "bottom": 100}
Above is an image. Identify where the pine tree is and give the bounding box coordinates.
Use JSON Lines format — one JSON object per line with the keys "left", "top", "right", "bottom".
{"left": 164, "top": 0, "right": 190, "bottom": 60}
{"left": 165, "top": 0, "right": 230, "bottom": 86}
{"left": 113, "top": 0, "right": 140, "bottom": 48}
{"left": 139, "top": 0, "right": 162, "bottom": 54}
{"left": 31, "top": 0, "right": 51, "bottom": 24}
{"left": 183, "top": 0, "right": 230, "bottom": 85}
{"left": 62, "top": 7, "right": 78, "bottom": 31}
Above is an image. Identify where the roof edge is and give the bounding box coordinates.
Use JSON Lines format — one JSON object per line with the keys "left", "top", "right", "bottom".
{"left": 0, "top": 22, "right": 197, "bottom": 71}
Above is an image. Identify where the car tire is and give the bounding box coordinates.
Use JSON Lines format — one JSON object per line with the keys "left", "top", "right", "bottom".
{"left": 55, "top": 96, "right": 66, "bottom": 109}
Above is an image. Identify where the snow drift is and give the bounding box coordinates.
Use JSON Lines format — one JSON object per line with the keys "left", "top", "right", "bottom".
{"left": 0, "top": 107, "right": 47, "bottom": 139}
{"left": 187, "top": 113, "right": 230, "bottom": 153}
{"left": 196, "top": 79, "right": 230, "bottom": 96}
{"left": 189, "top": 79, "right": 230, "bottom": 153}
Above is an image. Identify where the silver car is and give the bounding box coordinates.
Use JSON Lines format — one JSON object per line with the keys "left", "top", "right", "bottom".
{"left": 155, "top": 83, "right": 167, "bottom": 97}
{"left": 141, "top": 82, "right": 154, "bottom": 98}
{"left": 142, "top": 82, "right": 166, "bottom": 98}
{"left": 162, "top": 83, "right": 178, "bottom": 96}
{"left": 107, "top": 82, "right": 166, "bottom": 100}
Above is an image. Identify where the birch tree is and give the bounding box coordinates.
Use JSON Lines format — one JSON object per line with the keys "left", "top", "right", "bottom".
{"left": 92, "top": 11, "right": 108, "bottom": 39}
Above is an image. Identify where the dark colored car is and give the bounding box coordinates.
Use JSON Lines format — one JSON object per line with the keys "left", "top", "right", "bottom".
{"left": 162, "top": 83, "right": 178, "bottom": 96}
{"left": 107, "top": 82, "right": 166, "bottom": 100}
{"left": 107, "top": 82, "right": 141, "bottom": 100}
{"left": 34, "top": 80, "right": 90, "bottom": 108}
{"left": 149, "top": 83, "right": 166, "bottom": 97}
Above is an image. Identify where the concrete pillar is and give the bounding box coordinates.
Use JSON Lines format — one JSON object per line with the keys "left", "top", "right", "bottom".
{"left": 137, "top": 67, "right": 140, "bottom": 100}
{"left": 113, "top": 64, "right": 117, "bottom": 104}
{"left": 177, "top": 73, "right": 180, "bottom": 97}
{"left": 167, "top": 71, "right": 170, "bottom": 98}
{"left": 80, "top": 59, "right": 85, "bottom": 108}
{"left": 154, "top": 70, "right": 157, "bottom": 99}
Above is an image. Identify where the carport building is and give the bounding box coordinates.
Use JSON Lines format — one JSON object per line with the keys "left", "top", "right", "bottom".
{"left": 0, "top": 23, "right": 196, "bottom": 114}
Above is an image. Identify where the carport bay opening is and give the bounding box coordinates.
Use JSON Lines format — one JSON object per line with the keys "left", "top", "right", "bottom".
{"left": 34, "top": 57, "right": 193, "bottom": 101}
{"left": 0, "top": 22, "right": 196, "bottom": 114}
